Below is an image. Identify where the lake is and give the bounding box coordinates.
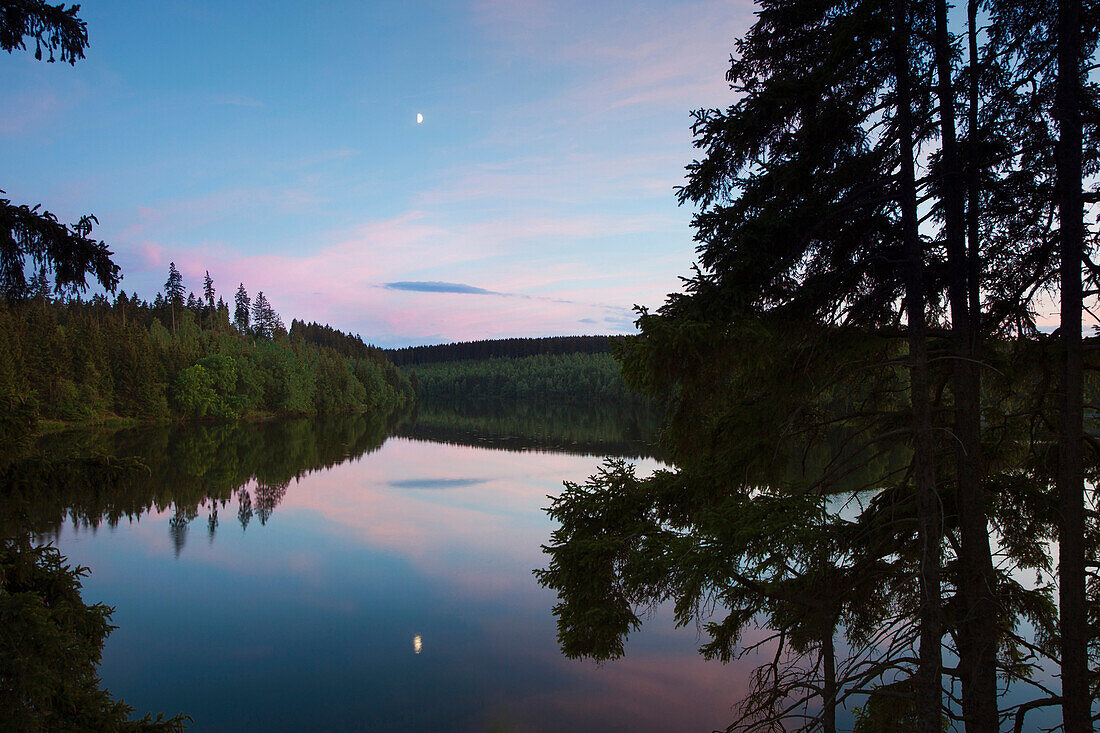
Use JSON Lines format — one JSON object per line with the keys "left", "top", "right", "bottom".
{"left": 22, "top": 413, "right": 759, "bottom": 731}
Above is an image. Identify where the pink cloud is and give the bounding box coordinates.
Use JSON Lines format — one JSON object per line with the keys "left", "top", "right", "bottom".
{"left": 107, "top": 198, "right": 686, "bottom": 342}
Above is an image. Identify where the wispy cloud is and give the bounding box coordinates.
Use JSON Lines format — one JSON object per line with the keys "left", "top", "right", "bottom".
{"left": 383, "top": 281, "right": 497, "bottom": 295}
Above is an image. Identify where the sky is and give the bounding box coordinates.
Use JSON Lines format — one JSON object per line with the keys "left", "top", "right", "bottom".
{"left": 2, "top": 0, "right": 757, "bottom": 347}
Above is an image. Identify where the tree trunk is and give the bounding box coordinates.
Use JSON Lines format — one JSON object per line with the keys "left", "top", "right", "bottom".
{"left": 823, "top": 631, "right": 836, "bottom": 733}
{"left": 933, "top": 2, "right": 998, "bottom": 730}
{"left": 890, "top": 1, "right": 942, "bottom": 729}
{"left": 1055, "top": 0, "right": 1090, "bottom": 727}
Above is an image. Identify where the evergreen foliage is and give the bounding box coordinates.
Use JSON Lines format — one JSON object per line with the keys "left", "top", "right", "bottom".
{"left": 537, "top": 0, "right": 1100, "bottom": 729}
{"left": 233, "top": 283, "right": 250, "bottom": 335}
{"left": 0, "top": 539, "right": 190, "bottom": 731}
{"left": 404, "top": 352, "right": 646, "bottom": 407}
{"left": 0, "top": 287, "right": 414, "bottom": 427}
{"left": 387, "top": 335, "right": 616, "bottom": 366}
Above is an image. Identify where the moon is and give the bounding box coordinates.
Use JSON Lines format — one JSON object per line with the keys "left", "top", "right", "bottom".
{"left": 416, "top": 113, "right": 423, "bottom": 124}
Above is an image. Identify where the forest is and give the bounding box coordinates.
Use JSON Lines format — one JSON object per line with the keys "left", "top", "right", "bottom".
{"left": 386, "top": 335, "right": 616, "bottom": 366}
{"left": 0, "top": 265, "right": 415, "bottom": 436}
{"left": 535, "top": 0, "right": 1100, "bottom": 731}
{"left": 403, "top": 351, "right": 650, "bottom": 407}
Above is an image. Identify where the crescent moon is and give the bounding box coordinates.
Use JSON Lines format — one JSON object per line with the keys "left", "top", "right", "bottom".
{"left": 416, "top": 113, "right": 423, "bottom": 124}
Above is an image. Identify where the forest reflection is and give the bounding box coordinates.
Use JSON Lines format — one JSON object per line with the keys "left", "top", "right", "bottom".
{"left": 4, "top": 415, "right": 396, "bottom": 546}
{"left": 398, "top": 397, "right": 662, "bottom": 459}
{"left": 4, "top": 402, "right": 660, "bottom": 553}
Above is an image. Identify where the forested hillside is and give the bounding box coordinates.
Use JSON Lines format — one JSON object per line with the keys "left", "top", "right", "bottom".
{"left": 387, "top": 335, "right": 616, "bottom": 366}
{"left": 404, "top": 351, "right": 648, "bottom": 407}
{"left": 0, "top": 280, "right": 414, "bottom": 433}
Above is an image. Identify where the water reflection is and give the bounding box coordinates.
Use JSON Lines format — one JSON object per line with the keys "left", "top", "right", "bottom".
{"left": 6, "top": 411, "right": 754, "bottom": 731}
{"left": 398, "top": 397, "right": 662, "bottom": 459}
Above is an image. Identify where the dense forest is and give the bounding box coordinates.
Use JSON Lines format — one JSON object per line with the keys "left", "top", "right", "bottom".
{"left": 386, "top": 335, "right": 615, "bottom": 366}
{"left": 403, "top": 351, "right": 650, "bottom": 407}
{"left": 0, "top": 266, "right": 414, "bottom": 434}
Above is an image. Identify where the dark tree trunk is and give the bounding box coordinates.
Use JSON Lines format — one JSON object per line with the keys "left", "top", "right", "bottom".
{"left": 933, "top": 2, "right": 998, "bottom": 730}
{"left": 890, "top": 1, "right": 942, "bottom": 729}
{"left": 823, "top": 631, "right": 836, "bottom": 733}
{"left": 1055, "top": 0, "right": 1090, "bottom": 727}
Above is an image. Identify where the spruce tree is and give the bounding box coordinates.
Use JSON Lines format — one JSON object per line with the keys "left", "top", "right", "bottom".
{"left": 233, "top": 283, "right": 250, "bottom": 335}
{"left": 163, "top": 262, "right": 184, "bottom": 335}
{"left": 202, "top": 271, "right": 214, "bottom": 308}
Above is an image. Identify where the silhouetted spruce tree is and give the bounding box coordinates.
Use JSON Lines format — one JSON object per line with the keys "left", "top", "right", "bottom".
{"left": 541, "top": 0, "right": 1095, "bottom": 729}
{"left": 201, "top": 270, "right": 215, "bottom": 329}
{"left": 539, "top": 0, "right": 957, "bottom": 729}
{"left": 202, "top": 270, "right": 214, "bottom": 308}
{"left": 163, "top": 262, "right": 184, "bottom": 334}
{"left": 251, "top": 291, "right": 280, "bottom": 339}
{"left": 928, "top": 2, "right": 1001, "bottom": 727}
{"left": 233, "top": 283, "right": 250, "bottom": 335}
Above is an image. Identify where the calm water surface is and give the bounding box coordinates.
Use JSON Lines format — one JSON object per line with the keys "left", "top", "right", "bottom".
{"left": 39, "top": 415, "right": 757, "bottom": 731}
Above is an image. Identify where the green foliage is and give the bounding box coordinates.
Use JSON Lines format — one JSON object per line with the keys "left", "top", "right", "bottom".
{"left": 0, "top": 292, "right": 414, "bottom": 426}
{"left": 387, "top": 335, "right": 616, "bottom": 366}
{"left": 0, "top": 539, "right": 189, "bottom": 731}
{"left": 171, "top": 365, "right": 217, "bottom": 417}
{"left": 405, "top": 352, "right": 645, "bottom": 407}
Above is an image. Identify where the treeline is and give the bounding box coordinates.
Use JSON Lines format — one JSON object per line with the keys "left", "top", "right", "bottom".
{"left": 404, "top": 352, "right": 648, "bottom": 407}
{"left": 387, "top": 335, "right": 616, "bottom": 366}
{"left": 289, "top": 319, "right": 389, "bottom": 361}
{"left": 0, "top": 270, "right": 414, "bottom": 430}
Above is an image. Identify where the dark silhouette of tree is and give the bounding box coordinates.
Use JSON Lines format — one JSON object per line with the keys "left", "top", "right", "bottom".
{"left": 0, "top": 195, "right": 119, "bottom": 302}
{"left": 251, "top": 291, "right": 280, "bottom": 339}
{"left": 538, "top": 0, "right": 1099, "bottom": 730}
{"left": 30, "top": 263, "right": 48, "bottom": 306}
{"left": 0, "top": 539, "right": 189, "bottom": 731}
{"left": 1055, "top": 0, "right": 1090, "bottom": 725}
{"left": 234, "top": 283, "right": 250, "bottom": 334}
{"left": 0, "top": 0, "right": 87, "bottom": 63}
{"left": 164, "top": 262, "right": 184, "bottom": 334}
{"left": 886, "top": 2, "right": 943, "bottom": 727}
{"left": 202, "top": 270, "right": 214, "bottom": 308}
{"left": 237, "top": 488, "right": 253, "bottom": 531}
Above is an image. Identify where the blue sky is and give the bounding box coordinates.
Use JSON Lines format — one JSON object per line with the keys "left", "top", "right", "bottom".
{"left": 3, "top": 0, "right": 755, "bottom": 346}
